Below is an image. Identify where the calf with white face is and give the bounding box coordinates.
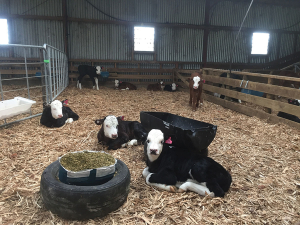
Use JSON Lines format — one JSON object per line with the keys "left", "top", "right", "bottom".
{"left": 77, "top": 65, "right": 102, "bottom": 90}
{"left": 189, "top": 72, "right": 204, "bottom": 111}
{"left": 143, "top": 129, "right": 232, "bottom": 197}
{"left": 95, "top": 115, "right": 148, "bottom": 150}
{"left": 164, "top": 83, "right": 178, "bottom": 92}
{"left": 40, "top": 99, "right": 79, "bottom": 128}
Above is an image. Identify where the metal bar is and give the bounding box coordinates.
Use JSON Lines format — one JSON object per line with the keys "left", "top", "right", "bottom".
{"left": 0, "top": 62, "right": 44, "bottom": 65}
{"left": 23, "top": 48, "right": 31, "bottom": 100}
{"left": 0, "top": 113, "right": 42, "bottom": 128}
{"left": 0, "top": 44, "right": 44, "bottom": 48}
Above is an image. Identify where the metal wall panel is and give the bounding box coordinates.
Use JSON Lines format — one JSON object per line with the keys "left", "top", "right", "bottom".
{"left": 68, "top": 22, "right": 131, "bottom": 60}
{"left": 9, "top": 19, "right": 64, "bottom": 57}
{"left": 1, "top": 0, "right": 300, "bottom": 65}
{"left": 210, "top": 1, "right": 300, "bottom": 32}
{"left": 67, "top": 0, "right": 205, "bottom": 24}
{"left": 156, "top": 28, "right": 204, "bottom": 62}
{"left": 8, "top": 0, "right": 62, "bottom": 16}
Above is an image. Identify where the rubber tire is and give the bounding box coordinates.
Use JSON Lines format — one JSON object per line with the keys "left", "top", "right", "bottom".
{"left": 40, "top": 159, "right": 130, "bottom": 220}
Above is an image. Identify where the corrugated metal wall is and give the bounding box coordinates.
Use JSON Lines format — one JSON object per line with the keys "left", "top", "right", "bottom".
{"left": 1, "top": 0, "right": 300, "bottom": 65}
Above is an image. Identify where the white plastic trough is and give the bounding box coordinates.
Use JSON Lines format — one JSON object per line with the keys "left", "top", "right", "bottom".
{"left": 0, "top": 97, "right": 36, "bottom": 120}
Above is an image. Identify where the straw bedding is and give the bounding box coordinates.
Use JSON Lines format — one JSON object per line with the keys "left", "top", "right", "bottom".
{"left": 0, "top": 83, "right": 299, "bottom": 225}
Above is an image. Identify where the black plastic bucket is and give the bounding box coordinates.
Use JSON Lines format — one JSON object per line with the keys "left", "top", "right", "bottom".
{"left": 140, "top": 111, "right": 217, "bottom": 156}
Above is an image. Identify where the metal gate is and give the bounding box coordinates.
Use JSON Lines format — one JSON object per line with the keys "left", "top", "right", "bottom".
{"left": 0, "top": 44, "right": 69, "bottom": 127}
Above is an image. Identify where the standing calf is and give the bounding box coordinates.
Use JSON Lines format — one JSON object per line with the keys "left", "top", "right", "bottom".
{"left": 77, "top": 65, "right": 102, "bottom": 90}
{"left": 40, "top": 99, "right": 79, "bottom": 128}
{"left": 143, "top": 129, "right": 232, "bottom": 197}
{"left": 189, "top": 72, "right": 204, "bottom": 111}
{"left": 147, "top": 81, "right": 165, "bottom": 91}
{"left": 95, "top": 115, "right": 148, "bottom": 150}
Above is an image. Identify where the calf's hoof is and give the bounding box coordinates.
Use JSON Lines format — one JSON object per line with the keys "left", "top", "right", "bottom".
{"left": 169, "top": 186, "right": 177, "bottom": 192}
{"left": 178, "top": 188, "right": 185, "bottom": 193}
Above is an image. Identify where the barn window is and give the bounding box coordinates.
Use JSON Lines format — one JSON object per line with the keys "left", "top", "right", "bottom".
{"left": 251, "top": 32, "right": 270, "bottom": 55}
{"left": 0, "top": 19, "right": 9, "bottom": 44}
{"left": 134, "top": 26, "right": 155, "bottom": 52}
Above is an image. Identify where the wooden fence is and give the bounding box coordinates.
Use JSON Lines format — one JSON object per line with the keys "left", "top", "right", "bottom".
{"left": 176, "top": 68, "right": 300, "bottom": 129}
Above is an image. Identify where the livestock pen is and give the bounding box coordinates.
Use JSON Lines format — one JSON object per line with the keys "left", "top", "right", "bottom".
{"left": 0, "top": 82, "right": 299, "bottom": 224}
{"left": 0, "top": 44, "right": 68, "bottom": 127}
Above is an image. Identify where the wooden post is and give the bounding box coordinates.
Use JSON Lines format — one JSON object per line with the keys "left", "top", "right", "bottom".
{"left": 202, "top": 0, "right": 211, "bottom": 67}
{"left": 62, "top": 0, "right": 69, "bottom": 58}
{"left": 265, "top": 71, "right": 274, "bottom": 113}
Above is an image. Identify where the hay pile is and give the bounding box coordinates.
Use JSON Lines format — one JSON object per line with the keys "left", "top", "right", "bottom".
{"left": 0, "top": 83, "right": 299, "bottom": 224}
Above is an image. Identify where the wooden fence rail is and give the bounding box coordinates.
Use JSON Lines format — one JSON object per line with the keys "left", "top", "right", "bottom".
{"left": 176, "top": 68, "right": 300, "bottom": 129}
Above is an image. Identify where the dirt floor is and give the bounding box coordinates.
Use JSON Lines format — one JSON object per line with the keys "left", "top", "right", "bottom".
{"left": 0, "top": 82, "right": 299, "bottom": 225}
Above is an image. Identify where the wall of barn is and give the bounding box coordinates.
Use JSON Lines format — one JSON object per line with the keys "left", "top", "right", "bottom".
{"left": 1, "top": 0, "right": 300, "bottom": 67}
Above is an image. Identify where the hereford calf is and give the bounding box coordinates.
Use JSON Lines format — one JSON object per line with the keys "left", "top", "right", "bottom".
{"left": 40, "top": 99, "right": 79, "bottom": 128}
{"left": 115, "top": 80, "right": 137, "bottom": 90}
{"left": 189, "top": 72, "right": 204, "bottom": 111}
{"left": 95, "top": 115, "right": 148, "bottom": 150}
{"left": 143, "top": 129, "right": 232, "bottom": 197}
{"left": 147, "top": 81, "right": 164, "bottom": 91}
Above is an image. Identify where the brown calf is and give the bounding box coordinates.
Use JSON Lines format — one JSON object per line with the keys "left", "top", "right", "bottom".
{"left": 189, "top": 72, "right": 204, "bottom": 111}
{"left": 147, "top": 81, "right": 165, "bottom": 91}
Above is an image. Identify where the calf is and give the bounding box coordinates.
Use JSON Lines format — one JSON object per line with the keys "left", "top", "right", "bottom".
{"left": 114, "top": 80, "right": 137, "bottom": 90}
{"left": 77, "top": 65, "right": 102, "bottom": 90}
{"left": 40, "top": 99, "right": 79, "bottom": 128}
{"left": 143, "top": 129, "right": 232, "bottom": 197}
{"left": 147, "top": 81, "right": 165, "bottom": 91}
{"left": 164, "top": 83, "right": 178, "bottom": 92}
{"left": 213, "top": 73, "right": 242, "bottom": 103}
{"left": 277, "top": 99, "right": 300, "bottom": 123}
{"left": 95, "top": 115, "right": 148, "bottom": 150}
{"left": 189, "top": 72, "right": 204, "bottom": 111}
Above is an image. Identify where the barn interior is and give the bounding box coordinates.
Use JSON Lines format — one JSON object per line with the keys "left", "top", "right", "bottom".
{"left": 0, "top": 0, "right": 300, "bottom": 224}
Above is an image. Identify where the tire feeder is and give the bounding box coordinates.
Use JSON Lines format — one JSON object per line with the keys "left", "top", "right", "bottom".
{"left": 58, "top": 150, "right": 117, "bottom": 186}
{"left": 40, "top": 157, "right": 131, "bottom": 220}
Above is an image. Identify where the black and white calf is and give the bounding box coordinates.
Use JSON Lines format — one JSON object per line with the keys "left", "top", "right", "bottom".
{"left": 77, "top": 65, "right": 102, "bottom": 90}
{"left": 277, "top": 99, "right": 300, "bottom": 123}
{"left": 40, "top": 99, "right": 79, "bottom": 128}
{"left": 143, "top": 129, "right": 232, "bottom": 197}
{"left": 95, "top": 115, "right": 148, "bottom": 150}
{"left": 164, "top": 83, "right": 178, "bottom": 92}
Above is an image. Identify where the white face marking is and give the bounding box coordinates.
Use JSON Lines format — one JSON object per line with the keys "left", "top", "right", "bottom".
{"left": 50, "top": 100, "right": 63, "bottom": 119}
{"left": 103, "top": 115, "right": 119, "bottom": 139}
{"left": 146, "top": 129, "right": 164, "bottom": 162}
{"left": 193, "top": 76, "right": 201, "bottom": 89}
{"left": 96, "top": 66, "right": 101, "bottom": 75}
{"left": 115, "top": 80, "right": 119, "bottom": 87}
{"left": 172, "top": 83, "right": 176, "bottom": 91}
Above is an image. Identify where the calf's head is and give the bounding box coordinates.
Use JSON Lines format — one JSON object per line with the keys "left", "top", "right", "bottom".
{"left": 95, "top": 115, "right": 124, "bottom": 139}
{"left": 144, "top": 129, "right": 164, "bottom": 162}
{"left": 95, "top": 66, "right": 102, "bottom": 75}
{"left": 171, "top": 83, "right": 177, "bottom": 91}
{"left": 115, "top": 79, "right": 120, "bottom": 87}
{"left": 50, "top": 100, "right": 63, "bottom": 119}
{"left": 288, "top": 99, "right": 300, "bottom": 106}
{"left": 192, "top": 74, "right": 201, "bottom": 89}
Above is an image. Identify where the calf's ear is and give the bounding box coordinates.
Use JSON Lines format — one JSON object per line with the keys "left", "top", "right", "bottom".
{"left": 117, "top": 116, "right": 125, "bottom": 122}
{"left": 95, "top": 119, "right": 104, "bottom": 125}
{"left": 62, "top": 99, "right": 69, "bottom": 105}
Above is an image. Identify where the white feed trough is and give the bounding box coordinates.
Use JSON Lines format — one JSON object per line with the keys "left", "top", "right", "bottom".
{"left": 0, "top": 97, "right": 36, "bottom": 120}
